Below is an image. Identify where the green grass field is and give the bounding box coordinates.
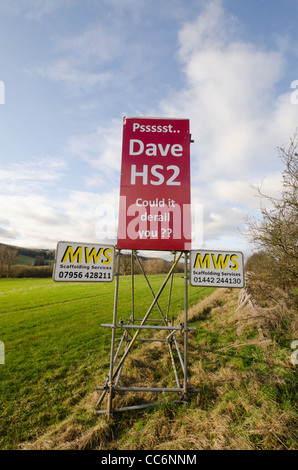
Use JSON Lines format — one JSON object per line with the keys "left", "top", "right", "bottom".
{"left": 0, "top": 275, "right": 214, "bottom": 449}
{"left": 17, "top": 254, "right": 35, "bottom": 266}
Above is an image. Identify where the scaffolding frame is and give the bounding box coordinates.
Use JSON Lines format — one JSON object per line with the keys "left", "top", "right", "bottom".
{"left": 96, "top": 249, "right": 196, "bottom": 418}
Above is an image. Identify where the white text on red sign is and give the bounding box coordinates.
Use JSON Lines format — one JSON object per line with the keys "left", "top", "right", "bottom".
{"left": 117, "top": 117, "right": 191, "bottom": 251}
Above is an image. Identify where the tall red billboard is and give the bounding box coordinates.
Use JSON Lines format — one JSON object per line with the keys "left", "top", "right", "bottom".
{"left": 117, "top": 117, "right": 191, "bottom": 251}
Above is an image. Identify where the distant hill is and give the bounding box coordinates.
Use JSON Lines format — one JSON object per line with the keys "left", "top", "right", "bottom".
{"left": 0, "top": 243, "right": 55, "bottom": 266}
{"left": 0, "top": 243, "right": 183, "bottom": 273}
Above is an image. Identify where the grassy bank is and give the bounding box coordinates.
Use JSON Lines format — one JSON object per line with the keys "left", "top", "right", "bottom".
{"left": 19, "top": 287, "right": 298, "bottom": 451}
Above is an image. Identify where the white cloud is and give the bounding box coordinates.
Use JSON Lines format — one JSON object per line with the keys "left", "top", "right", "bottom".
{"left": 1, "top": 0, "right": 297, "bottom": 255}
{"left": 36, "top": 13, "right": 149, "bottom": 96}
{"left": 0, "top": 158, "right": 66, "bottom": 194}
{"left": 0, "top": 0, "right": 76, "bottom": 21}
{"left": 0, "top": 120, "right": 123, "bottom": 248}
{"left": 35, "top": 2, "right": 184, "bottom": 100}
{"left": 159, "top": 0, "right": 298, "bottom": 251}
{"left": 38, "top": 19, "right": 125, "bottom": 92}
{"left": 178, "top": 0, "right": 237, "bottom": 56}
{"left": 39, "top": 59, "right": 111, "bottom": 90}
{"left": 0, "top": 189, "right": 119, "bottom": 249}
{"left": 65, "top": 120, "right": 123, "bottom": 187}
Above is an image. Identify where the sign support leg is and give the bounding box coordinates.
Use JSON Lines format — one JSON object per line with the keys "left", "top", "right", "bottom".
{"left": 131, "top": 250, "right": 135, "bottom": 323}
{"left": 107, "top": 249, "right": 121, "bottom": 419}
{"left": 183, "top": 251, "right": 189, "bottom": 398}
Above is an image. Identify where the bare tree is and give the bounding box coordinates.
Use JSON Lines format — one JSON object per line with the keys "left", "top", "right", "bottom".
{"left": 119, "top": 254, "right": 132, "bottom": 275}
{"left": 246, "top": 132, "right": 298, "bottom": 307}
{"left": 0, "top": 246, "right": 19, "bottom": 277}
{"left": 0, "top": 247, "right": 5, "bottom": 276}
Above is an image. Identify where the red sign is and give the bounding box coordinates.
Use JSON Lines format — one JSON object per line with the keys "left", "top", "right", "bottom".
{"left": 117, "top": 117, "right": 191, "bottom": 251}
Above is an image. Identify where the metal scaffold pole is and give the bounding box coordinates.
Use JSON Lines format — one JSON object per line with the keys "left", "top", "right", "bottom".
{"left": 107, "top": 249, "right": 121, "bottom": 419}
{"left": 183, "top": 251, "right": 189, "bottom": 397}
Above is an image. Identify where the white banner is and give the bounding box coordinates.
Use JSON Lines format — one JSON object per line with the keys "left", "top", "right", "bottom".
{"left": 190, "top": 250, "right": 244, "bottom": 288}
{"left": 53, "top": 241, "right": 115, "bottom": 282}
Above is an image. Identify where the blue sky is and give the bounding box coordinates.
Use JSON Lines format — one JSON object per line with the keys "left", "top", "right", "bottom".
{"left": 0, "top": 0, "right": 298, "bottom": 259}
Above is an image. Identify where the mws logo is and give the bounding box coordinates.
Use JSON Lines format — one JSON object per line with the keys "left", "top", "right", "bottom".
{"left": 61, "top": 245, "right": 113, "bottom": 265}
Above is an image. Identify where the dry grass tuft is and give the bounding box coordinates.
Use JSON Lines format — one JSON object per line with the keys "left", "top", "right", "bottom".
{"left": 76, "top": 421, "right": 114, "bottom": 450}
